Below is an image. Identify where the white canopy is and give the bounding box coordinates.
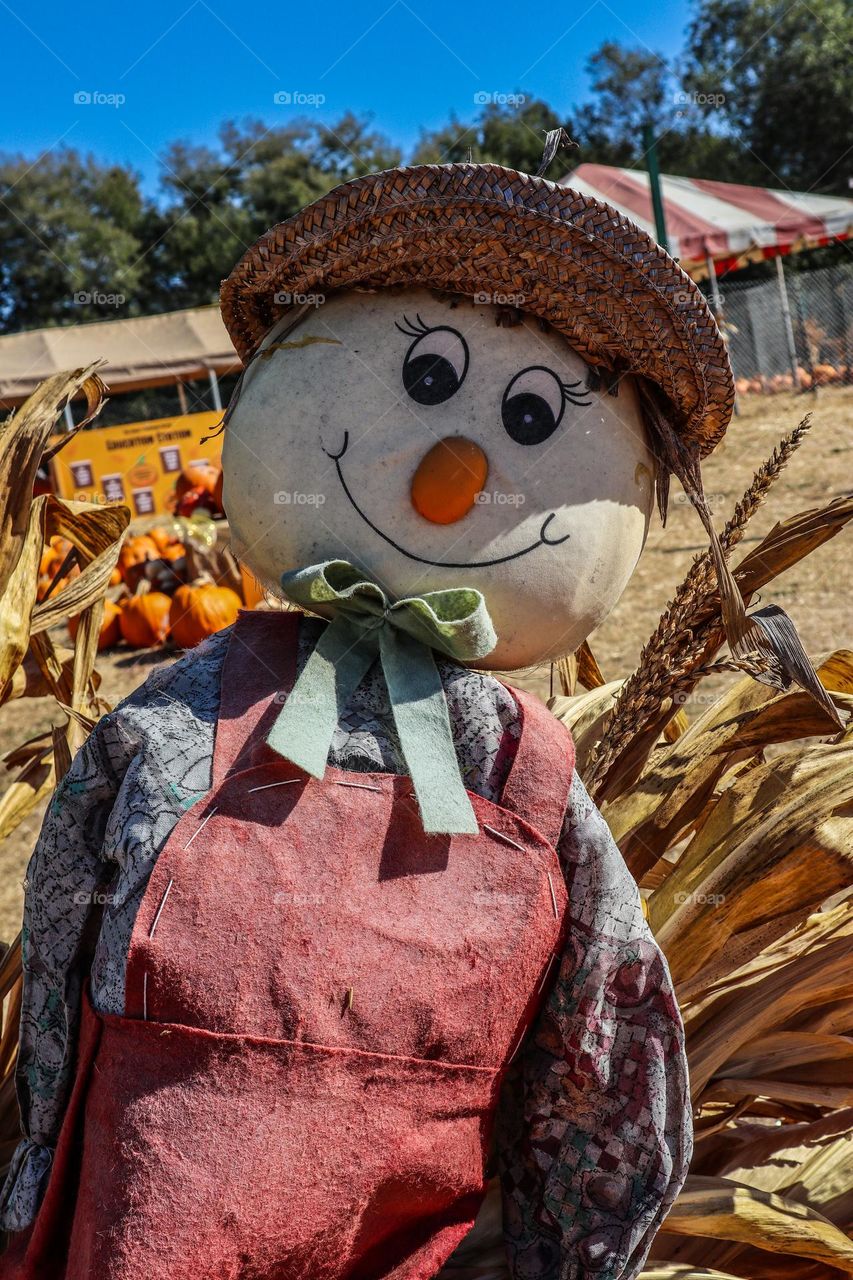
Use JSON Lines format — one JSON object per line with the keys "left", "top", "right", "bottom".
{"left": 0, "top": 306, "right": 240, "bottom": 407}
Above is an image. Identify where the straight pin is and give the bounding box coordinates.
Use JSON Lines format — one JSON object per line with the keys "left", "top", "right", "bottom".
{"left": 148, "top": 879, "right": 174, "bottom": 939}
{"left": 483, "top": 823, "right": 526, "bottom": 854}
{"left": 248, "top": 779, "right": 301, "bottom": 793}
{"left": 537, "top": 952, "right": 559, "bottom": 994}
{"left": 183, "top": 806, "right": 219, "bottom": 849}
{"left": 143, "top": 972, "right": 148, "bottom": 1022}
{"left": 336, "top": 781, "right": 382, "bottom": 792}
{"left": 506, "top": 1024, "right": 527, "bottom": 1065}
{"left": 547, "top": 873, "right": 559, "bottom": 919}
{"left": 346, "top": 987, "right": 354, "bottom": 1011}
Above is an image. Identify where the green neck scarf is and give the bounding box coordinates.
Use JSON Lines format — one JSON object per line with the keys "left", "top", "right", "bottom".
{"left": 266, "top": 561, "right": 497, "bottom": 834}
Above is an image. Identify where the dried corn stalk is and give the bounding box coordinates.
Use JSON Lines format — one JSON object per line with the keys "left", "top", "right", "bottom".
{"left": 549, "top": 422, "right": 853, "bottom": 1278}
{"left": 0, "top": 370, "right": 129, "bottom": 1179}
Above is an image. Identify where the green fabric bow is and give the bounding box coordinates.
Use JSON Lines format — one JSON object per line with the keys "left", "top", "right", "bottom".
{"left": 266, "top": 560, "right": 498, "bottom": 834}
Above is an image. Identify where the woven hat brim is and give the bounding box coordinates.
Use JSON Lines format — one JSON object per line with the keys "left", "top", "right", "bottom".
{"left": 220, "top": 164, "right": 735, "bottom": 456}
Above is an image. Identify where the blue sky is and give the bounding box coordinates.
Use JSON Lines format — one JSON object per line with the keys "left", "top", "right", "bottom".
{"left": 2, "top": 0, "right": 692, "bottom": 193}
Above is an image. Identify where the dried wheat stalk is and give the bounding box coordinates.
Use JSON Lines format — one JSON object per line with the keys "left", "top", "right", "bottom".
{"left": 584, "top": 417, "right": 813, "bottom": 798}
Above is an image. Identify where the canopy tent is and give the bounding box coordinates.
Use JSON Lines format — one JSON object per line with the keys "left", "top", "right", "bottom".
{"left": 559, "top": 163, "right": 853, "bottom": 279}
{"left": 0, "top": 305, "right": 240, "bottom": 408}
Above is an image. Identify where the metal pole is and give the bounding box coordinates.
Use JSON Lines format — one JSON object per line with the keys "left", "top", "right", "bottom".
{"left": 208, "top": 368, "right": 222, "bottom": 412}
{"left": 790, "top": 267, "right": 818, "bottom": 397}
{"left": 705, "top": 253, "right": 739, "bottom": 414}
{"left": 775, "top": 255, "right": 801, "bottom": 391}
{"left": 705, "top": 254, "right": 723, "bottom": 318}
{"left": 642, "top": 124, "right": 669, "bottom": 252}
{"left": 836, "top": 268, "right": 853, "bottom": 386}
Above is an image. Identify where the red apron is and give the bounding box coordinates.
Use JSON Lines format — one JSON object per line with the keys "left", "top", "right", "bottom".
{"left": 6, "top": 611, "right": 574, "bottom": 1280}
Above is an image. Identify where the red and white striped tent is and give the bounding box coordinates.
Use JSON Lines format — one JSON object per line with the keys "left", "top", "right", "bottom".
{"left": 560, "top": 163, "right": 853, "bottom": 279}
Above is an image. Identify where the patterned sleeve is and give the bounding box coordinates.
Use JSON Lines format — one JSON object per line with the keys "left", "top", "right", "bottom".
{"left": 497, "top": 771, "right": 692, "bottom": 1279}
{"left": 0, "top": 709, "right": 138, "bottom": 1232}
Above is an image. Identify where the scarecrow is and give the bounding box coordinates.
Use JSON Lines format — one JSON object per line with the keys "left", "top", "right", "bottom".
{"left": 1, "top": 147, "right": 836, "bottom": 1280}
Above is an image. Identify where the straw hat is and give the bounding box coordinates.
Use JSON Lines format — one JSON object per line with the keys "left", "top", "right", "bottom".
{"left": 220, "top": 162, "right": 734, "bottom": 456}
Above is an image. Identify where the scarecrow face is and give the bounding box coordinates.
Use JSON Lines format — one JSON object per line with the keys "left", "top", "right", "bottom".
{"left": 223, "top": 288, "right": 655, "bottom": 669}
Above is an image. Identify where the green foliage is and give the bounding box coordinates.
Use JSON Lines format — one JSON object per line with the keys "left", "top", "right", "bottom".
{"left": 413, "top": 98, "right": 569, "bottom": 173}
{"left": 0, "top": 151, "right": 146, "bottom": 331}
{"left": 685, "top": 0, "right": 853, "bottom": 192}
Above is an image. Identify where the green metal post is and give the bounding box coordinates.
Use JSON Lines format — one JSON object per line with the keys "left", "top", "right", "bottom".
{"left": 642, "top": 124, "right": 669, "bottom": 252}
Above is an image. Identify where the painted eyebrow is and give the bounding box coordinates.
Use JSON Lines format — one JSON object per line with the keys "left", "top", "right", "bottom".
{"left": 257, "top": 334, "right": 341, "bottom": 360}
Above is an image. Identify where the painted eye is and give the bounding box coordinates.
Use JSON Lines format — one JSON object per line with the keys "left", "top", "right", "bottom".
{"left": 397, "top": 316, "right": 469, "bottom": 406}
{"left": 501, "top": 365, "right": 591, "bottom": 446}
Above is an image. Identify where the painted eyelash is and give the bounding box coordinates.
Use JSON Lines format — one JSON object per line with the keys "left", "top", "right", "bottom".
{"left": 560, "top": 377, "right": 593, "bottom": 408}
{"left": 394, "top": 313, "right": 432, "bottom": 339}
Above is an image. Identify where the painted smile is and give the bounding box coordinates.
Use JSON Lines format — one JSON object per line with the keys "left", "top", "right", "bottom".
{"left": 323, "top": 432, "right": 570, "bottom": 569}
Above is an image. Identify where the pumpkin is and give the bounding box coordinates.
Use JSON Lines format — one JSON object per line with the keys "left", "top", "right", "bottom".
{"left": 68, "top": 599, "right": 122, "bottom": 651}
{"left": 170, "top": 583, "right": 241, "bottom": 649}
{"left": 37, "top": 560, "right": 79, "bottom": 603}
{"left": 239, "top": 563, "right": 265, "bottom": 608}
{"left": 119, "top": 592, "right": 172, "bottom": 648}
{"left": 109, "top": 566, "right": 123, "bottom": 586}
{"left": 118, "top": 535, "right": 159, "bottom": 577}
{"left": 40, "top": 535, "right": 75, "bottom": 578}
{"left": 175, "top": 485, "right": 214, "bottom": 518}
{"left": 148, "top": 524, "right": 182, "bottom": 554}
{"left": 813, "top": 362, "right": 838, "bottom": 386}
{"left": 175, "top": 462, "right": 219, "bottom": 502}
{"left": 40, "top": 548, "right": 60, "bottom": 577}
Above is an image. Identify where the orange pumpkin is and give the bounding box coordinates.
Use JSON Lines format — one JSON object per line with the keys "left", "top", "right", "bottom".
{"left": 40, "top": 535, "right": 75, "bottom": 578}
{"left": 119, "top": 592, "right": 172, "bottom": 648}
{"left": 148, "top": 524, "right": 182, "bottom": 554}
{"left": 40, "top": 548, "right": 59, "bottom": 577}
{"left": 37, "top": 560, "right": 80, "bottom": 603}
{"left": 170, "top": 583, "right": 241, "bottom": 649}
{"left": 118, "top": 535, "right": 159, "bottom": 577}
{"left": 813, "top": 363, "right": 838, "bottom": 386}
{"left": 68, "top": 599, "right": 122, "bottom": 651}
{"left": 175, "top": 462, "right": 219, "bottom": 502}
{"left": 109, "top": 566, "right": 123, "bottom": 586}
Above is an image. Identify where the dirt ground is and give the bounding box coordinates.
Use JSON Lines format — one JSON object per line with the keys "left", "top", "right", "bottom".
{"left": 1, "top": 386, "right": 851, "bottom": 940}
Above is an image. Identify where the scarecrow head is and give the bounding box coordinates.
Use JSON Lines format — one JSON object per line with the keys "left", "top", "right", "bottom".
{"left": 219, "top": 162, "right": 734, "bottom": 670}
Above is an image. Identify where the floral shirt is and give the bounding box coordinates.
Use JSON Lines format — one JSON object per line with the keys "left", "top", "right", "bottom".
{"left": 0, "top": 619, "right": 690, "bottom": 1279}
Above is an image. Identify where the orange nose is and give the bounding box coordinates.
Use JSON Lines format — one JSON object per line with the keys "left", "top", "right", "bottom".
{"left": 410, "top": 437, "right": 489, "bottom": 525}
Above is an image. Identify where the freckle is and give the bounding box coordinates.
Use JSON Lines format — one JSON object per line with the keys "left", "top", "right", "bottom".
{"left": 635, "top": 463, "right": 652, "bottom": 488}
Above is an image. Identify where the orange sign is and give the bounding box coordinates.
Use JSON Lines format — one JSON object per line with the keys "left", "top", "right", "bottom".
{"left": 50, "top": 410, "right": 223, "bottom": 517}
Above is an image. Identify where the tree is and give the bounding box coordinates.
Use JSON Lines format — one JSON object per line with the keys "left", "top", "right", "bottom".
{"left": 685, "top": 0, "right": 853, "bottom": 193}
{"left": 0, "top": 151, "right": 145, "bottom": 332}
{"left": 573, "top": 42, "right": 748, "bottom": 180}
{"left": 413, "top": 98, "right": 572, "bottom": 173}
{"left": 138, "top": 114, "right": 401, "bottom": 313}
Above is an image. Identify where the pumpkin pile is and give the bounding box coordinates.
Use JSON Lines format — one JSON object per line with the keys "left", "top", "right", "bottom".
{"left": 66, "top": 517, "right": 244, "bottom": 654}
{"left": 735, "top": 363, "right": 850, "bottom": 395}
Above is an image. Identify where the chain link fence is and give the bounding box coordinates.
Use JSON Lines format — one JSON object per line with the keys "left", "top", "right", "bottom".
{"left": 707, "top": 262, "right": 853, "bottom": 395}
